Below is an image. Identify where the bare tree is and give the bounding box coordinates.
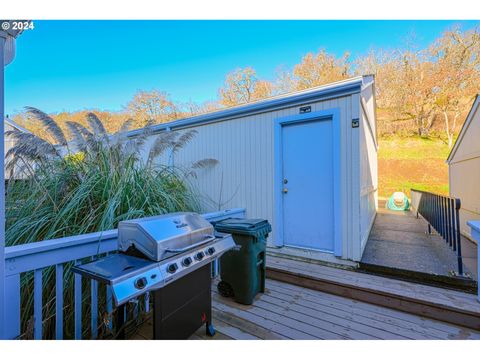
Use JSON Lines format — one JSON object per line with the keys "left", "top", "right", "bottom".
{"left": 218, "top": 67, "right": 272, "bottom": 107}
{"left": 293, "top": 50, "right": 350, "bottom": 91}
{"left": 273, "top": 65, "right": 295, "bottom": 95}
{"left": 429, "top": 27, "right": 480, "bottom": 147}
{"left": 125, "top": 90, "right": 179, "bottom": 128}
{"left": 357, "top": 47, "right": 438, "bottom": 137}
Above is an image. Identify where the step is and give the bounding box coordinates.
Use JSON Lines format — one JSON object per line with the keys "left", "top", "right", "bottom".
{"left": 359, "top": 261, "right": 477, "bottom": 293}
{"left": 266, "top": 255, "right": 480, "bottom": 330}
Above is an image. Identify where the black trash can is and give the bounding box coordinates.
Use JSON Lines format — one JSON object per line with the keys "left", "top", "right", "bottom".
{"left": 213, "top": 218, "right": 271, "bottom": 305}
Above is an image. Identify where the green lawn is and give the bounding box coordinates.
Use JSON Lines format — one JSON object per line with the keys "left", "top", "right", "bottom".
{"left": 378, "top": 137, "right": 450, "bottom": 198}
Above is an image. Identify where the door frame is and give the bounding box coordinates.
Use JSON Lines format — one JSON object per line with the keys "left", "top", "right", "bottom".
{"left": 273, "top": 108, "right": 342, "bottom": 257}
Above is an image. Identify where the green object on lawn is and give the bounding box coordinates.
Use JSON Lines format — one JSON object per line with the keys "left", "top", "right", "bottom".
{"left": 386, "top": 191, "right": 410, "bottom": 211}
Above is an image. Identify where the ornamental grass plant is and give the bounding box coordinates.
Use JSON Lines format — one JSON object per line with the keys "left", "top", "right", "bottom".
{"left": 5, "top": 108, "right": 218, "bottom": 338}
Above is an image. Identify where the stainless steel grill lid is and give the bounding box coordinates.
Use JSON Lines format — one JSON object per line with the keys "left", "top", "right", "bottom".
{"left": 118, "top": 212, "right": 215, "bottom": 261}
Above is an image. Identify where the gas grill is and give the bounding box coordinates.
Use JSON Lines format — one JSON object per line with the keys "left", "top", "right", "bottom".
{"left": 72, "top": 212, "right": 235, "bottom": 339}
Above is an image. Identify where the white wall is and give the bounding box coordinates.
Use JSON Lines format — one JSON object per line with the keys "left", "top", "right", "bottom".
{"left": 140, "top": 79, "right": 377, "bottom": 262}
{"left": 147, "top": 97, "right": 357, "bottom": 260}
{"left": 359, "top": 79, "right": 378, "bottom": 255}
{"left": 449, "top": 102, "right": 480, "bottom": 242}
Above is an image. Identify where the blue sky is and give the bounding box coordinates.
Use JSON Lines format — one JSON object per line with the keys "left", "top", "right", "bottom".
{"left": 5, "top": 20, "right": 479, "bottom": 115}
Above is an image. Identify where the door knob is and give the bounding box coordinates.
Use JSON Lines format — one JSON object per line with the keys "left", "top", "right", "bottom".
{"left": 282, "top": 188, "right": 288, "bottom": 194}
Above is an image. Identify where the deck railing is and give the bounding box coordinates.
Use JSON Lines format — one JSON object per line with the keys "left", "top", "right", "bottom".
{"left": 3, "top": 208, "right": 246, "bottom": 340}
{"left": 410, "top": 189, "right": 463, "bottom": 275}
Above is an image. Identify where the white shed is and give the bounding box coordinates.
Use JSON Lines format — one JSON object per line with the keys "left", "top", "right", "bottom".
{"left": 447, "top": 95, "right": 480, "bottom": 244}
{"left": 132, "top": 75, "right": 378, "bottom": 262}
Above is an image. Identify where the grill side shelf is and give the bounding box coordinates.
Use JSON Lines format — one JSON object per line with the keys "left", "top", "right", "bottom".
{"left": 72, "top": 254, "right": 158, "bottom": 285}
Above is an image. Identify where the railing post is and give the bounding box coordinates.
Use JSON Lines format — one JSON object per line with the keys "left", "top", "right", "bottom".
{"left": 454, "top": 199, "right": 463, "bottom": 276}
{"left": 55, "top": 264, "right": 64, "bottom": 340}
{"left": 450, "top": 198, "right": 455, "bottom": 249}
{"left": 91, "top": 279, "right": 98, "bottom": 339}
{"left": 34, "top": 268, "right": 43, "bottom": 340}
{"left": 447, "top": 198, "right": 452, "bottom": 247}
{"left": 74, "top": 261, "right": 82, "bottom": 340}
{"left": 411, "top": 189, "right": 464, "bottom": 277}
{"left": 444, "top": 197, "right": 448, "bottom": 240}
{"left": 106, "top": 285, "right": 113, "bottom": 331}
{"left": 4, "top": 274, "right": 20, "bottom": 339}
{"left": 441, "top": 197, "right": 446, "bottom": 240}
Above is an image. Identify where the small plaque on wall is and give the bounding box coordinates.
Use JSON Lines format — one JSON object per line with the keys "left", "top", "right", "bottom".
{"left": 299, "top": 106, "right": 311, "bottom": 114}
{"left": 352, "top": 118, "right": 359, "bottom": 128}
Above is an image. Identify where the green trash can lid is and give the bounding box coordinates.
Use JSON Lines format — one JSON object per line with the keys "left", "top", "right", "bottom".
{"left": 214, "top": 218, "right": 271, "bottom": 236}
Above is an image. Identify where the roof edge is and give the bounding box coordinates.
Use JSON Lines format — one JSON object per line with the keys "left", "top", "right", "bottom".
{"left": 126, "top": 76, "right": 366, "bottom": 138}
{"left": 4, "top": 117, "right": 31, "bottom": 134}
{"left": 446, "top": 94, "right": 480, "bottom": 164}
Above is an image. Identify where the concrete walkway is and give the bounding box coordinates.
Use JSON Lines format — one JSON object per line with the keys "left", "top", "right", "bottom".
{"left": 361, "top": 206, "right": 477, "bottom": 286}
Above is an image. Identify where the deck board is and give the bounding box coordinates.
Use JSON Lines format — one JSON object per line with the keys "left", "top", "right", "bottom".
{"left": 271, "top": 282, "right": 472, "bottom": 337}
{"left": 265, "top": 281, "right": 467, "bottom": 339}
{"left": 130, "top": 278, "right": 480, "bottom": 340}
{"left": 260, "top": 289, "right": 418, "bottom": 339}
{"left": 253, "top": 297, "right": 383, "bottom": 339}
{"left": 267, "top": 256, "right": 480, "bottom": 313}
{"left": 212, "top": 309, "right": 287, "bottom": 340}
{"left": 212, "top": 296, "right": 316, "bottom": 339}
{"left": 209, "top": 317, "right": 260, "bottom": 340}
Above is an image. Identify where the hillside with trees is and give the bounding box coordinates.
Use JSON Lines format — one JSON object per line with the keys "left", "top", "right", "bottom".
{"left": 11, "top": 26, "right": 480, "bottom": 197}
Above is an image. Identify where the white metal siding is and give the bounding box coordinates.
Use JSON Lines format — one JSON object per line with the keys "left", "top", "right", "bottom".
{"left": 137, "top": 78, "right": 378, "bottom": 262}
{"left": 450, "top": 161, "right": 480, "bottom": 242}
{"left": 149, "top": 96, "right": 357, "bottom": 255}
{"left": 449, "top": 103, "right": 480, "bottom": 242}
{"left": 359, "top": 82, "right": 378, "bottom": 256}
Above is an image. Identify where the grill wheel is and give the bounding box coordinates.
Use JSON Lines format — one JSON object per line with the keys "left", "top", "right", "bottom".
{"left": 217, "top": 281, "right": 234, "bottom": 298}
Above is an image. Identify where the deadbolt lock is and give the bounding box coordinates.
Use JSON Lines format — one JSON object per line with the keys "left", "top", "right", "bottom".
{"left": 283, "top": 179, "right": 288, "bottom": 184}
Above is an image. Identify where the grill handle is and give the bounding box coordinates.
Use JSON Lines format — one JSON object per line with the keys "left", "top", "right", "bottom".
{"left": 164, "top": 235, "right": 216, "bottom": 253}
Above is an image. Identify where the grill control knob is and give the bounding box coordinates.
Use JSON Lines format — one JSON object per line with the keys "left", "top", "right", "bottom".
{"left": 134, "top": 277, "right": 147, "bottom": 290}
{"left": 167, "top": 263, "right": 178, "bottom": 274}
{"left": 182, "top": 257, "right": 192, "bottom": 267}
{"left": 194, "top": 252, "right": 204, "bottom": 261}
{"left": 207, "top": 247, "right": 216, "bottom": 255}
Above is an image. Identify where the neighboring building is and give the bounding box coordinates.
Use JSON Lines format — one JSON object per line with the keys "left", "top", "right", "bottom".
{"left": 447, "top": 95, "right": 480, "bottom": 244}
{"left": 4, "top": 116, "right": 31, "bottom": 179}
{"left": 129, "top": 75, "right": 378, "bottom": 262}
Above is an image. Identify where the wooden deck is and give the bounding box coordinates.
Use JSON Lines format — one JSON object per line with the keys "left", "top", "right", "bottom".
{"left": 266, "top": 255, "right": 480, "bottom": 330}
{"left": 130, "top": 278, "right": 480, "bottom": 340}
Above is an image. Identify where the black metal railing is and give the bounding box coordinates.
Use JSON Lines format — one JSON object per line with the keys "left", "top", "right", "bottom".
{"left": 410, "top": 189, "right": 463, "bottom": 276}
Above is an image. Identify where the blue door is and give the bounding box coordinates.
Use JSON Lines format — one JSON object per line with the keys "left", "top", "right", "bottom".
{"left": 281, "top": 118, "right": 334, "bottom": 252}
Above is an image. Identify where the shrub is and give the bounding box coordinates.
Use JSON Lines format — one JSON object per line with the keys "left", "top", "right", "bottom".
{"left": 5, "top": 108, "right": 218, "bottom": 338}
